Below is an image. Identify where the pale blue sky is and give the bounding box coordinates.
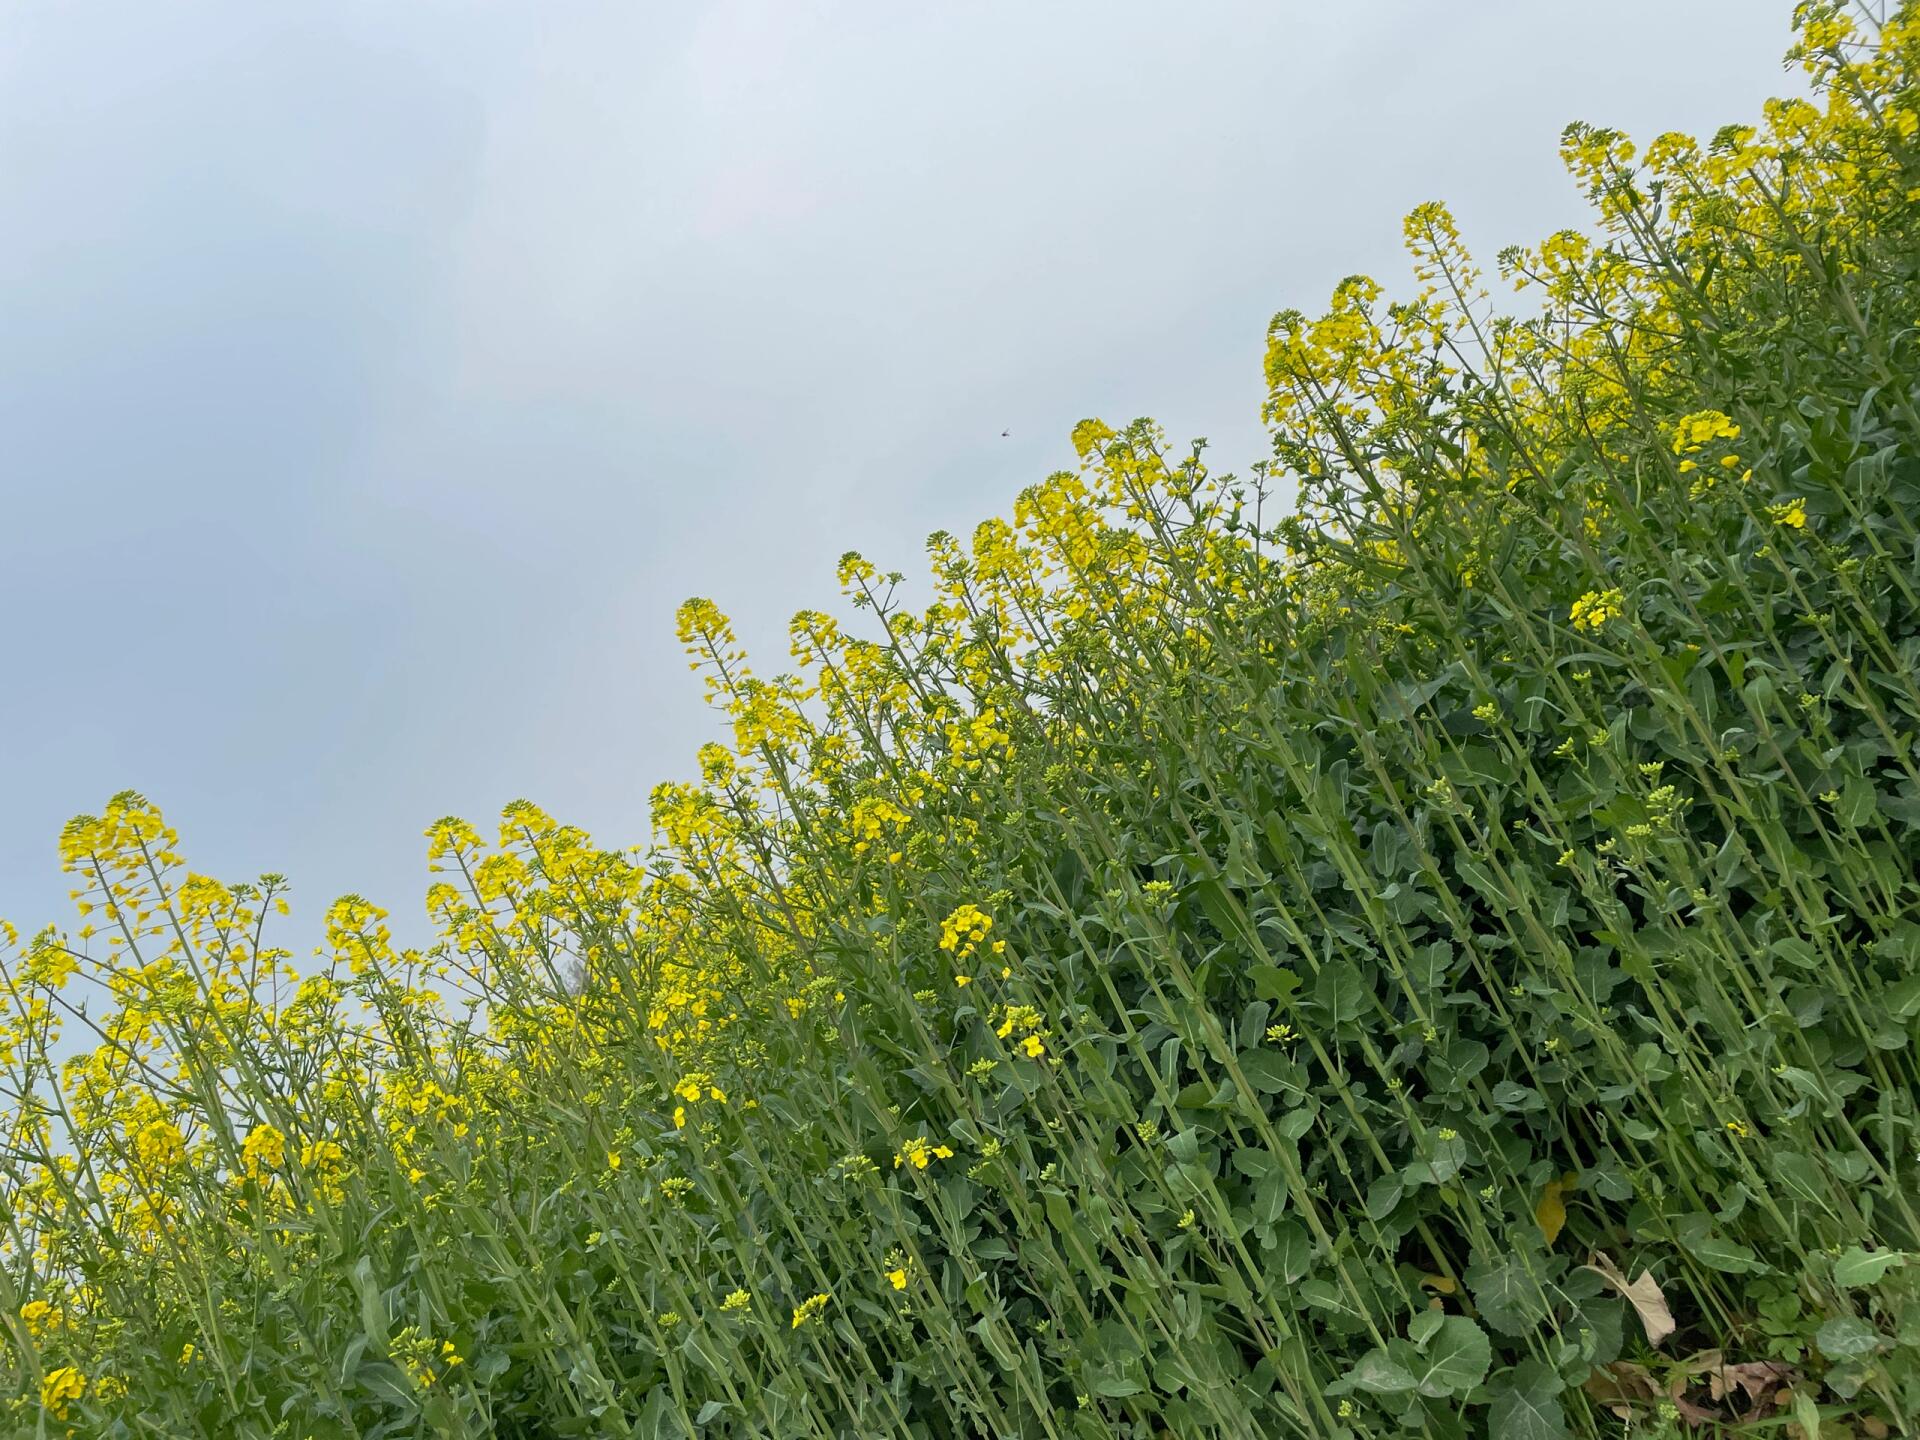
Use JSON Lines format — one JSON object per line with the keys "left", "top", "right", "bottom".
{"left": 2, "top": 2, "right": 1793, "bottom": 951}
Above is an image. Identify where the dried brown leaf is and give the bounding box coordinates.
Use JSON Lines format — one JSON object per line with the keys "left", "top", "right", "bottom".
{"left": 1583, "top": 1362, "right": 1661, "bottom": 1421}
{"left": 1709, "top": 1358, "right": 1794, "bottom": 1412}
{"left": 1583, "top": 1250, "right": 1677, "bottom": 1347}
{"left": 1663, "top": 1369, "right": 1721, "bottom": 1426}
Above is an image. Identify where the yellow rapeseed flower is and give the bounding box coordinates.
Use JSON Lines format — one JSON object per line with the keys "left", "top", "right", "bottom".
{"left": 1765, "top": 497, "right": 1807, "bottom": 529}
{"left": 133, "top": 1117, "right": 186, "bottom": 1173}
{"left": 1671, "top": 409, "right": 1740, "bottom": 453}
{"left": 893, "top": 1136, "right": 955, "bottom": 1170}
{"left": 938, "top": 903, "right": 994, "bottom": 959}
{"left": 240, "top": 1123, "right": 285, "bottom": 1179}
{"left": 1569, "top": 588, "right": 1624, "bottom": 631}
{"left": 42, "top": 1365, "right": 86, "bottom": 1418}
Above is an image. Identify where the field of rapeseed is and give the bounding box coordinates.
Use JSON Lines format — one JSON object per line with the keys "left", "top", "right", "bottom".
{"left": 6, "top": 6, "right": 1920, "bottom": 1436}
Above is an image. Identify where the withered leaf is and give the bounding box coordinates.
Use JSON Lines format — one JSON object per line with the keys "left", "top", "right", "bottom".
{"left": 1582, "top": 1250, "right": 1676, "bottom": 1347}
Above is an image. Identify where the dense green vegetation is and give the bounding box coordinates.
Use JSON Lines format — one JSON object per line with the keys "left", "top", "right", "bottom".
{"left": 4, "top": 5, "right": 1920, "bottom": 1435}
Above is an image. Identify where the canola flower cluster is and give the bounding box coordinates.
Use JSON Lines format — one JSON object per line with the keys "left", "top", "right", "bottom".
{"left": 2, "top": 6, "right": 1920, "bottom": 1436}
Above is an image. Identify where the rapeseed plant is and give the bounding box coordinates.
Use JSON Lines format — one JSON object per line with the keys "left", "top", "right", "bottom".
{"left": 3, "top": 4, "right": 1920, "bottom": 1435}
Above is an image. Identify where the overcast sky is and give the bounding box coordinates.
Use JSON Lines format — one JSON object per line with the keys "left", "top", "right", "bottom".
{"left": 1, "top": 2, "right": 1796, "bottom": 953}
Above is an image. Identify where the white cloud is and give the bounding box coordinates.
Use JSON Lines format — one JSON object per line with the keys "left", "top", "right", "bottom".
{"left": 0, "top": 0, "right": 1798, "bottom": 947}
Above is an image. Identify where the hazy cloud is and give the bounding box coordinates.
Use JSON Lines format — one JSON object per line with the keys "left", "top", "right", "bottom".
{"left": 1, "top": 1, "right": 1794, "bottom": 948}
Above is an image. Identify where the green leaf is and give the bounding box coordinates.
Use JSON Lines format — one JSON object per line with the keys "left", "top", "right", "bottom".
{"left": 1342, "top": 1347, "right": 1417, "bottom": 1395}
{"left": 1488, "top": 1359, "right": 1568, "bottom": 1440}
{"left": 353, "top": 1361, "right": 420, "bottom": 1414}
{"left": 1273, "top": 1107, "right": 1316, "bottom": 1142}
{"left": 1270, "top": 1222, "right": 1312, "bottom": 1283}
{"left": 1455, "top": 855, "right": 1510, "bottom": 912}
{"left": 352, "top": 1256, "right": 387, "bottom": 1347}
{"left": 1770, "top": 936, "right": 1821, "bottom": 971}
{"left": 1232, "top": 1146, "right": 1277, "bottom": 1179}
{"left": 1236, "top": 1049, "right": 1303, "bottom": 1098}
{"left": 1428, "top": 1039, "right": 1490, "bottom": 1092}
{"left": 1411, "top": 1316, "right": 1491, "bottom": 1398}
{"left": 1569, "top": 1292, "right": 1626, "bottom": 1366}
{"left": 1364, "top": 1174, "right": 1404, "bottom": 1220}
{"left": 1044, "top": 1189, "right": 1083, "bottom": 1240}
{"left": 1772, "top": 1150, "right": 1828, "bottom": 1202}
{"left": 1174, "top": 1080, "right": 1215, "bottom": 1110}
{"left": 1249, "top": 965, "right": 1301, "bottom": 1003}
{"left": 1312, "top": 961, "right": 1369, "bottom": 1022}
{"left": 1491, "top": 1080, "right": 1544, "bottom": 1112}
{"left": 1791, "top": 1388, "right": 1822, "bottom": 1440}
{"left": 1837, "top": 775, "right": 1877, "bottom": 827}
{"left": 470, "top": 1349, "right": 511, "bottom": 1384}
{"left": 1403, "top": 1133, "right": 1468, "bottom": 1186}
{"left": 638, "top": 1385, "right": 691, "bottom": 1440}
{"left": 1466, "top": 1248, "right": 1550, "bottom": 1337}
{"left": 1831, "top": 1247, "right": 1906, "bottom": 1288}
{"left": 1196, "top": 880, "right": 1255, "bottom": 948}
{"left": 1815, "top": 1315, "right": 1885, "bottom": 1360}
{"left": 1299, "top": 1276, "right": 1364, "bottom": 1321}
{"left": 1679, "top": 1233, "right": 1764, "bottom": 1275}
{"left": 1251, "top": 1170, "right": 1289, "bottom": 1226}
{"left": 1884, "top": 974, "right": 1920, "bottom": 1019}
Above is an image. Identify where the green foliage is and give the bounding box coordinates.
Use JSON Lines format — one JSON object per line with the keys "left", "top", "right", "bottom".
{"left": 5, "top": 4, "right": 1920, "bottom": 1436}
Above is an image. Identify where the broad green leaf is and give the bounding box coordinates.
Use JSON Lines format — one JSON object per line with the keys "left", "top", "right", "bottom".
{"left": 1251, "top": 1170, "right": 1289, "bottom": 1226}
{"left": 1831, "top": 1247, "right": 1907, "bottom": 1288}
{"left": 1235, "top": 1049, "right": 1303, "bottom": 1098}
{"left": 1679, "top": 1233, "right": 1763, "bottom": 1275}
{"left": 1837, "top": 775, "right": 1877, "bottom": 827}
{"left": 1491, "top": 1080, "right": 1543, "bottom": 1112}
{"left": 1364, "top": 1174, "right": 1404, "bottom": 1221}
{"left": 1466, "top": 1248, "right": 1550, "bottom": 1337}
{"left": 1428, "top": 1039, "right": 1490, "bottom": 1092}
{"left": 1342, "top": 1347, "right": 1417, "bottom": 1395}
{"left": 1885, "top": 974, "right": 1920, "bottom": 1019}
{"left": 1410, "top": 1316, "right": 1491, "bottom": 1398}
{"left": 1249, "top": 965, "right": 1301, "bottom": 1003}
{"left": 1815, "top": 1315, "right": 1885, "bottom": 1359}
{"left": 1196, "top": 879, "right": 1256, "bottom": 949}
{"left": 1488, "top": 1359, "right": 1568, "bottom": 1440}
{"left": 1792, "top": 1389, "right": 1823, "bottom": 1440}
{"left": 1273, "top": 1107, "right": 1316, "bottom": 1142}
{"left": 1231, "top": 1146, "right": 1276, "bottom": 1179}
{"left": 1772, "top": 1150, "right": 1828, "bottom": 1203}
{"left": 1270, "top": 1222, "right": 1312, "bottom": 1284}
{"left": 1312, "top": 960, "right": 1369, "bottom": 1022}
{"left": 1455, "top": 855, "right": 1512, "bottom": 912}
{"left": 1770, "top": 936, "right": 1821, "bottom": 971}
{"left": 639, "top": 1385, "right": 690, "bottom": 1440}
{"left": 1403, "top": 1133, "right": 1468, "bottom": 1186}
{"left": 352, "top": 1256, "right": 387, "bottom": 1347}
